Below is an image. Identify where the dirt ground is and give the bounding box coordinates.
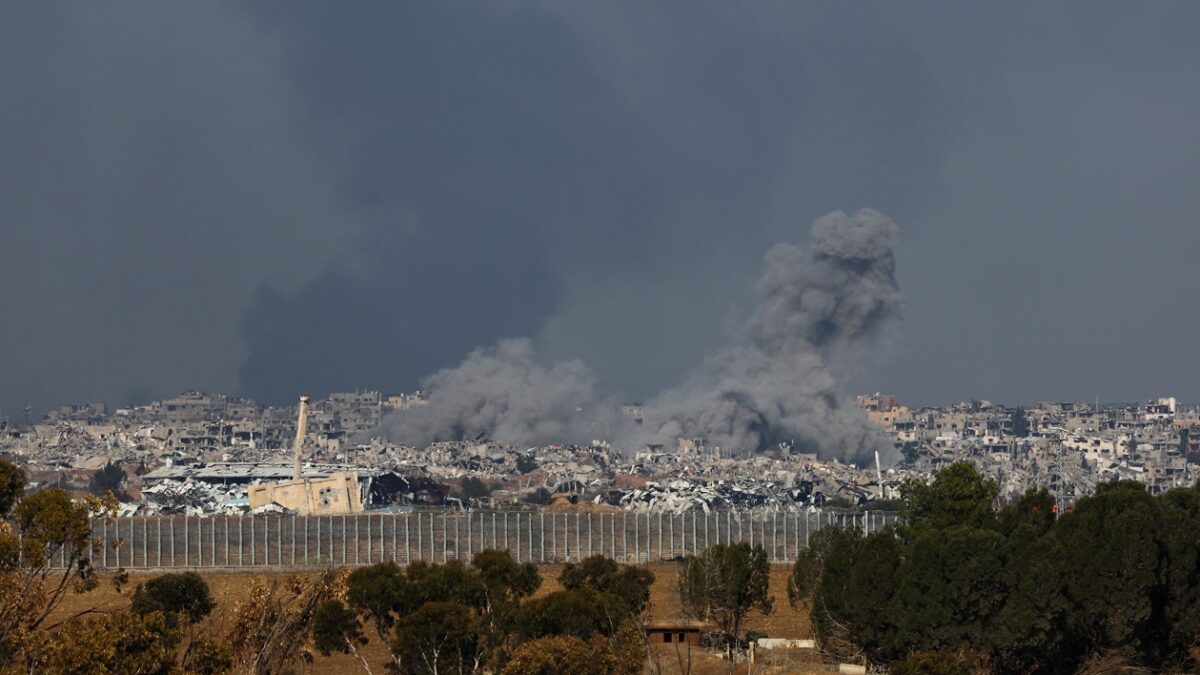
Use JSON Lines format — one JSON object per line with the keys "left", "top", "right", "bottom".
{"left": 48, "top": 563, "right": 826, "bottom": 674}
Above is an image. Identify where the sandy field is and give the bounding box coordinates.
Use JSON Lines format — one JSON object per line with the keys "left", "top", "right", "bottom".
{"left": 48, "top": 563, "right": 829, "bottom": 674}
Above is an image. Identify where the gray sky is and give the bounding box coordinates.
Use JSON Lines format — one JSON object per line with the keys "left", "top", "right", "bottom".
{"left": 3, "top": 2, "right": 1199, "bottom": 416}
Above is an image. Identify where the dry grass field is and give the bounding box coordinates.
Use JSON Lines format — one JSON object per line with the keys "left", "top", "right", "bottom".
{"left": 48, "top": 563, "right": 827, "bottom": 674}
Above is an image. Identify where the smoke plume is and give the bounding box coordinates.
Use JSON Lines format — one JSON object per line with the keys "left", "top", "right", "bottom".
{"left": 380, "top": 208, "right": 901, "bottom": 463}
{"left": 647, "top": 208, "right": 901, "bottom": 462}
{"left": 377, "top": 338, "right": 612, "bottom": 447}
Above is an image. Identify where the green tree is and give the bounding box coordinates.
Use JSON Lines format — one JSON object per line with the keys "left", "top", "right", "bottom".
{"left": 43, "top": 610, "right": 179, "bottom": 675}
{"left": 1055, "top": 480, "right": 1160, "bottom": 661}
{"left": 183, "top": 636, "right": 234, "bottom": 675}
{"left": 899, "top": 462, "right": 998, "bottom": 533}
{"left": 405, "top": 559, "right": 487, "bottom": 610}
{"left": 500, "top": 635, "right": 604, "bottom": 675}
{"left": 559, "top": 555, "right": 654, "bottom": 617}
{"left": 501, "top": 619, "right": 644, "bottom": 675}
{"left": 1155, "top": 486, "right": 1200, "bottom": 664}
{"left": 0, "top": 487, "right": 116, "bottom": 669}
{"left": 888, "top": 527, "right": 1007, "bottom": 654}
{"left": 0, "top": 460, "right": 26, "bottom": 516}
{"left": 313, "top": 599, "right": 372, "bottom": 673}
{"left": 515, "top": 587, "right": 624, "bottom": 641}
{"left": 794, "top": 526, "right": 900, "bottom": 661}
{"left": 346, "top": 561, "right": 412, "bottom": 643}
{"left": 977, "top": 488, "right": 1071, "bottom": 672}
{"left": 131, "top": 572, "right": 215, "bottom": 627}
{"left": 471, "top": 549, "right": 541, "bottom": 668}
{"left": 392, "top": 601, "right": 480, "bottom": 675}
{"left": 676, "top": 543, "right": 773, "bottom": 658}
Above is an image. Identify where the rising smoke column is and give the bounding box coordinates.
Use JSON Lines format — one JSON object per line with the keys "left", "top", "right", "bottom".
{"left": 377, "top": 338, "right": 613, "bottom": 447}
{"left": 647, "top": 208, "right": 902, "bottom": 462}
{"left": 380, "top": 208, "right": 902, "bottom": 462}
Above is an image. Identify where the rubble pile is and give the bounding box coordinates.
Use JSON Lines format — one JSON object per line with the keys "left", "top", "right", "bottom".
{"left": 598, "top": 478, "right": 866, "bottom": 514}
{"left": 7, "top": 389, "right": 1200, "bottom": 515}
{"left": 140, "top": 479, "right": 247, "bottom": 516}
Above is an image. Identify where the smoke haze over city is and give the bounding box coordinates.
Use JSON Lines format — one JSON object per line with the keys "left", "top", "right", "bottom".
{"left": 4, "top": 3, "right": 1200, "bottom": 418}
{"left": 381, "top": 209, "right": 901, "bottom": 461}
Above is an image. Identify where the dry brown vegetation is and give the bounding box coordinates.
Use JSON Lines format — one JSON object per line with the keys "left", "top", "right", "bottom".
{"left": 48, "top": 563, "right": 816, "bottom": 674}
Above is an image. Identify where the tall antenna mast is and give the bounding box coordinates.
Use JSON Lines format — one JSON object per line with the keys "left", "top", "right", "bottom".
{"left": 874, "top": 450, "right": 885, "bottom": 499}
{"left": 293, "top": 395, "right": 310, "bottom": 481}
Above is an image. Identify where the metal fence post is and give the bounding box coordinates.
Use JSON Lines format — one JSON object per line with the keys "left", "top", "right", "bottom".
{"left": 405, "top": 514, "right": 410, "bottom": 564}
{"left": 669, "top": 515, "right": 675, "bottom": 558}
{"left": 416, "top": 513, "right": 422, "bottom": 563}
{"left": 655, "top": 513, "right": 661, "bottom": 560}
{"left": 782, "top": 512, "right": 788, "bottom": 561}
{"left": 772, "top": 512, "right": 778, "bottom": 561}
{"left": 603, "top": 512, "right": 609, "bottom": 559}
{"left": 465, "top": 511, "right": 471, "bottom": 560}
{"left": 624, "top": 511, "right": 633, "bottom": 559}
{"left": 633, "top": 512, "right": 639, "bottom": 563}
{"left": 691, "top": 512, "right": 697, "bottom": 555}
{"left": 540, "top": 512, "right": 545, "bottom": 563}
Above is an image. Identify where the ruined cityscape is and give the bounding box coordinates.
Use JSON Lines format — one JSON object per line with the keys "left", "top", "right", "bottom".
{"left": 2, "top": 388, "right": 1189, "bottom": 518}
{"left": 8, "top": 3, "right": 1200, "bottom": 672}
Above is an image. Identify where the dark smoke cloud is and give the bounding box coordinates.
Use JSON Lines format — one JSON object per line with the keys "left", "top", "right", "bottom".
{"left": 648, "top": 209, "right": 901, "bottom": 462}
{"left": 382, "top": 209, "right": 900, "bottom": 463}
{"left": 7, "top": 3, "right": 1200, "bottom": 418}
{"left": 377, "top": 338, "right": 612, "bottom": 448}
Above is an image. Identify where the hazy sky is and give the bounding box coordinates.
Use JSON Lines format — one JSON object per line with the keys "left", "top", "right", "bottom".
{"left": 3, "top": 2, "right": 1199, "bottom": 416}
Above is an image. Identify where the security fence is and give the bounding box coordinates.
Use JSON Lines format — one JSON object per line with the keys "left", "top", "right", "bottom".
{"left": 76, "top": 509, "right": 899, "bottom": 571}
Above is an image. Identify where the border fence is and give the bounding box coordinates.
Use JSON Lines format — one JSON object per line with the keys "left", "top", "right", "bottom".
{"left": 75, "top": 509, "right": 899, "bottom": 571}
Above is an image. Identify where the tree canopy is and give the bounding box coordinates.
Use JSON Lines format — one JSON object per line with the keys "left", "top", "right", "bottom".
{"left": 676, "top": 542, "right": 773, "bottom": 657}
{"left": 795, "top": 461, "right": 1200, "bottom": 672}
